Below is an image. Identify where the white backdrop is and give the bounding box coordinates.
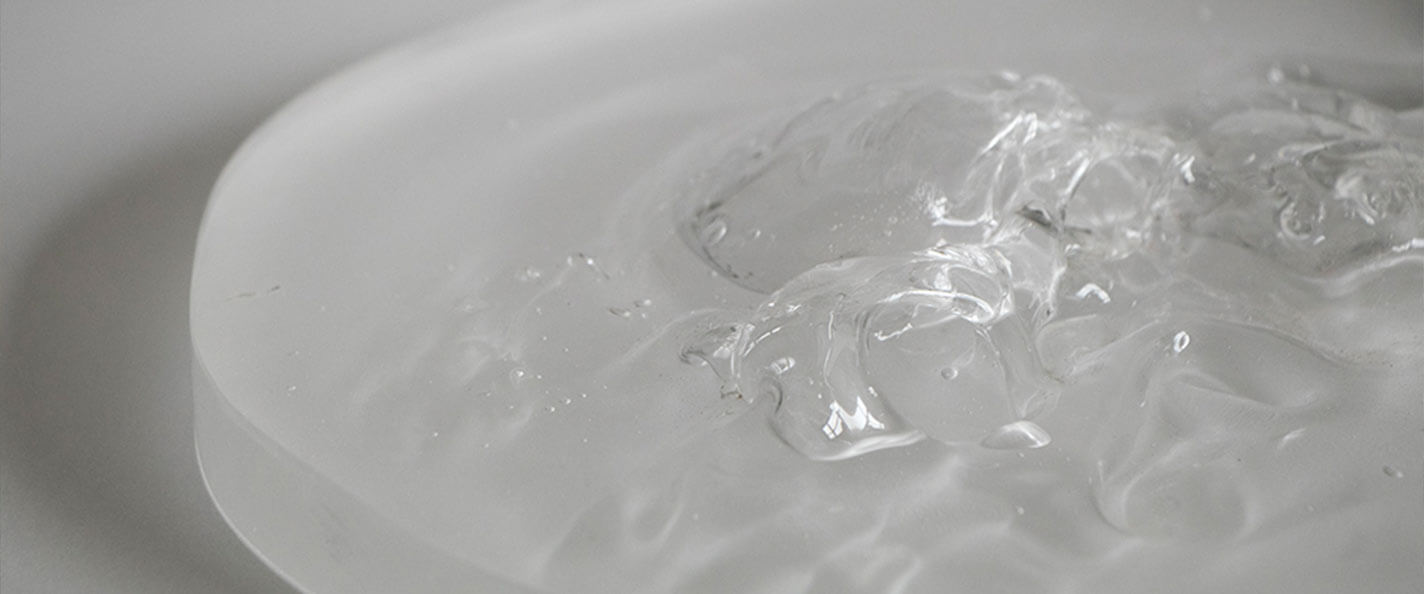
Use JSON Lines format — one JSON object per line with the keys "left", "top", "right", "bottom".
{"left": 0, "top": 3, "right": 499, "bottom": 591}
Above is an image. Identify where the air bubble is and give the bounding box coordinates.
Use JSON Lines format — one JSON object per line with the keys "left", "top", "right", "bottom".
{"left": 1172, "top": 331, "right": 1191, "bottom": 353}
{"left": 1277, "top": 198, "right": 1324, "bottom": 242}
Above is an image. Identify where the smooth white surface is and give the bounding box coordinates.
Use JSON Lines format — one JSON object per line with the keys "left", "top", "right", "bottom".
{"left": 0, "top": 3, "right": 501, "bottom": 591}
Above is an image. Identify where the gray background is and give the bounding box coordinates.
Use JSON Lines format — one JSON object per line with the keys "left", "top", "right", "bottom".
{"left": 0, "top": 3, "right": 495, "bottom": 591}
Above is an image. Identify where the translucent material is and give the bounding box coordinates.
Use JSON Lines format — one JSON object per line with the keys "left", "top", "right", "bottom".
{"left": 191, "top": 1, "right": 1423, "bottom": 592}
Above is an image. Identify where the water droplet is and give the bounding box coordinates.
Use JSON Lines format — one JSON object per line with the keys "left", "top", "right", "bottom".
{"left": 547, "top": 406, "right": 557, "bottom": 413}
{"left": 939, "top": 367, "right": 959, "bottom": 380}
{"left": 562, "top": 397, "right": 573, "bottom": 405}
{"left": 609, "top": 307, "right": 632, "bottom": 318}
{"left": 699, "top": 216, "right": 729, "bottom": 246}
{"left": 1172, "top": 331, "right": 1191, "bottom": 353}
{"left": 1266, "top": 64, "right": 1287, "bottom": 85}
{"left": 1383, "top": 465, "right": 1404, "bottom": 478}
{"left": 981, "top": 420, "right": 1052, "bottom": 450}
{"left": 517, "top": 266, "right": 543, "bottom": 282}
{"left": 634, "top": 298, "right": 653, "bottom": 307}
{"left": 509, "top": 368, "right": 527, "bottom": 383}
{"left": 285, "top": 385, "right": 297, "bottom": 393}
{"left": 768, "top": 357, "right": 796, "bottom": 375}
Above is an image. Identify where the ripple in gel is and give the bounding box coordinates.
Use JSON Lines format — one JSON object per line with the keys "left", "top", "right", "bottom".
{"left": 1186, "top": 82, "right": 1424, "bottom": 274}
{"left": 709, "top": 245, "right": 1058, "bottom": 459}
{"left": 679, "top": 73, "right": 1086, "bottom": 293}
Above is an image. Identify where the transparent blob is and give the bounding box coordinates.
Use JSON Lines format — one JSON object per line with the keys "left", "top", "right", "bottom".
{"left": 1089, "top": 320, "right": 1351, "bottom": 541}
{"left": 1182, "top": 83, "right": 1424, "bottom": 275}
{"left": 679, "top": 73, "right": 1087, "bottom": 293}
{"left": 706, "top": 245, "right": 1058, "bottom": 460}
{"left": 965, "top": 115, "right": 1191, "bottom": 260}
{"left": 654, "top": 73, "right": 1421, "bottom": 590}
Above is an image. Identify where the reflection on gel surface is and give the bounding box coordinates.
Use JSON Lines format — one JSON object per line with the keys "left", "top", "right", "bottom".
{"left": 683, "top": 245, "right": 1057, "bottom": 460}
